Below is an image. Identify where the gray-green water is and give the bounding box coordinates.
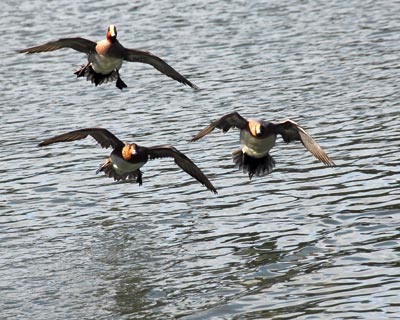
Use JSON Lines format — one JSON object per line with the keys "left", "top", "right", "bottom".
{"left": 1, "top": 0, "right": 399, "bottom": 319}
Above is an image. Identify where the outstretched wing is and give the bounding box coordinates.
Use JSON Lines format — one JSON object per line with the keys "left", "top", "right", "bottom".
{"left": 275, "top": 120, "right": 335, "bottom": 167}
{"left": 124, "top": 48, "right": 198, "bottom": 89}
{"left": 145, "top": 145, "right": 217, "bottom": 194}
{"left": 191, "top": 112, "right": 248, "bottom": 141}
{"left": 38, "top": 128, "right": 124, "bottom": 149}
{"left": 18, "top": 37, "right": 96, "bottom": 54}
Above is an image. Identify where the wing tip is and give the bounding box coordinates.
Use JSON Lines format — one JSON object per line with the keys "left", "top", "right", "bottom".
{"left": 326, "top": 160, "right": 336, "bottom": 167}
{"left": 182, "top": 78, "right": 199, "bottom": 90}
{"left": 202, "top": 178, "right": 217, "bottom": 194}
{"left": 189, "top": 82, "right": 200, "bottom": 90}
{"left": 319, "top": 155, "right": 335, "bottom": 167}
{"left": 190, "top": 130, "right": 209, "bottom": 141}
{"left": 17, "top": 48, "right": 32, "bottom": 54}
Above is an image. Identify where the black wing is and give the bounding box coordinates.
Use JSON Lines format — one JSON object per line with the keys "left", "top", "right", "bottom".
{"left": 124, "top": 48, "right": 198, "bottom": 89}
{"left": 191, "top": 112, "right": 248, "bottom": 141}
{"left": 275, "top": 120, "right": 335, "bottom": 167}
{"left": 18, "top": 37, "right": 96, "bottom": 54}
{"left": 38, "top": 128, "right": 124, "bottom": 149}
{"left": 145, "top": 145, "right": 217, "bottom": 194}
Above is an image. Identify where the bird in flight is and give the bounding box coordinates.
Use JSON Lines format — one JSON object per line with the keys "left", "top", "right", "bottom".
{"left": 191, "top": 112, "right": 335, "bottom": 178}
{"left": 39, "top": 128, "right": 216, "bottom": 193}
{"left": 18, "top": 25, "right": 198, "bottom": 90}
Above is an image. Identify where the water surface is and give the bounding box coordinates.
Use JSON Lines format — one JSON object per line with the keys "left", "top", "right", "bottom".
{"left": 1, "top": 0, "right": 399, "bottom": 319}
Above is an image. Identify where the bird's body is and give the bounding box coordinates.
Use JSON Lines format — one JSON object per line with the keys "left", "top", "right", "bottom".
{"left": 191, "top": 112, "right": 335, "bottom": 178}
{"left": 19, "top": 25, "right": 198, "bottom": 90}
{"left": 240, "top": 126, "right": 276, "bottom": 158}
{"left": 108, "top": 144, "right": 146, "bottom": 177}
{"left": 39, "top": 128, "right": 216, "bottom": 193}
{"left": 89, "top": 51, "right": 123, "bottom": 75}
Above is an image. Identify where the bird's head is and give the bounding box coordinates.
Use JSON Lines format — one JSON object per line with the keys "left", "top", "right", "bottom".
{"left": 107, "top": 25, "right": 117, "bottom": 42}
{"left": 122, "top": 143, "right": 137, "bottom": 160}
{"left": 248, "top": 120, "right": 266, "bottom": 137}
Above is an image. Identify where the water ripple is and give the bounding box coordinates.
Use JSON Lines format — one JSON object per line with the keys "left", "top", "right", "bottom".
{"left": 1, "top": 0, "right": 400, "bottom": 319}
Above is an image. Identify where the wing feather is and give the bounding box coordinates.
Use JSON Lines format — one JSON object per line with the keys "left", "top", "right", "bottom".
{"left": 146, "top": 145, "right": 217, "bottom": 193}
{"left": 124, "top": 48, "right": 198, "bottom": 89}
{"left": 38, "top": 128, "right": 124, "bottom": 149}
{"left": 18, "top": 37, "right": 96, "bottom": 54}
{"left": 191, "top": 112, "right": 248, "bottom": 141}
{"left": 275, "top": 120, "right": 335, "bottom": 167}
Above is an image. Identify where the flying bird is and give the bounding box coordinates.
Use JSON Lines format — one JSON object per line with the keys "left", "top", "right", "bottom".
{"left": 39, "top": 128, "right": 216, "bottom": 193}
{"left": 191, "top": 112, "right": 335, "bottom": 178}
{"left": 18, "top": 25, "right": 198, "bottom": 90}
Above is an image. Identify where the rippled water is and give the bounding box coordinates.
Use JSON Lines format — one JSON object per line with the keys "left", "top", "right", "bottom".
{"left": 1, "top": 0, "right": 400, "bottom": 319}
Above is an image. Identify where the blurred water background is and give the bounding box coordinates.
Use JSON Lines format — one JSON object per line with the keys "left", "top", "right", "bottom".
{"left": 1, "top": 0, "right": 399, "bottom": 319}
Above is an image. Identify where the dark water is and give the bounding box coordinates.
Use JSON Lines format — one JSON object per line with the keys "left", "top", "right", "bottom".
{"left": 1, "top": 0, "right": 399, "bottom": 319}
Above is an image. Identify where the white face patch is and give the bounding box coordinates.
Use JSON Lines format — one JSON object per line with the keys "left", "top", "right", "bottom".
{"left": 109, "top": 25, "right": 116, "bottom": 37}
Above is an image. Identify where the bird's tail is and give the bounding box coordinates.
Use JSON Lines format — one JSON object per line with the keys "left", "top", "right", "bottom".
{"left": 74, "top": 63, "right": 127, "bottom": 90}
{"left": 232, "top": 149, "right": 276, "bottom": 179}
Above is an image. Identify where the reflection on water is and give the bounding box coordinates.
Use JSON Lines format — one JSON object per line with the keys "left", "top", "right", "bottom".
{"left": 1, "top": 0, "right": 400, "bottom": 319}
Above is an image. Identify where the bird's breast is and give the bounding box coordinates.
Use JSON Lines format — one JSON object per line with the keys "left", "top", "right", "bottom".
{"left": 240, "top": 130, "right": 276, "bottom": 158}
{"left": 89, "top": 52, "right": 123, "bottom": 74}
{"left": 110, "top": 153, "right": 145, "bottom": 174}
